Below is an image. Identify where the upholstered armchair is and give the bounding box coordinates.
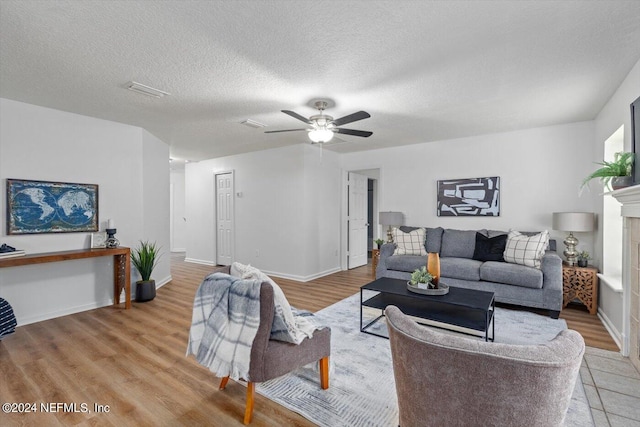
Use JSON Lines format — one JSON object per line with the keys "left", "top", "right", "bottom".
{"left": 218, "top": 272, "right": 330, "bottom": 425}
{"left": 385, "top": 305, "right": 585, "bottom": 427}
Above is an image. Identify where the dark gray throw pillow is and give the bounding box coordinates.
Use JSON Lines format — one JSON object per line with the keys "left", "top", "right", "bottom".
{"left": 472, "top": 232, "right": 507, "bottom": 262}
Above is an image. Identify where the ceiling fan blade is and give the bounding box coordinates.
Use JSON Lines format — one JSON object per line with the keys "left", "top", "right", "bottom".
{"left": 264, "top": 128, "right": 308, "bottom": 133}
{"left": 332, "top": 111, "right": 370, "bottom": 127}
{"left": 335, "top": 128, "right": 373, "bottom": 138}
{"left": 282, "top": 110, "right": 312, "bottom": 124}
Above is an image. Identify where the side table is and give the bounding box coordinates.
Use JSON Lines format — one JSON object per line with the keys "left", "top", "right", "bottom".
{"left": 372, "top": 249, "right": 380, "bottom": 276}
{"left": 562, "top": 264, "right": 598, "bottom": 315}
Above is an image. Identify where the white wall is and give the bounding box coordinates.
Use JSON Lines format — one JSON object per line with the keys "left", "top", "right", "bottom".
{"left": 341, "top": 121, "right": 596, "bottom": 250}
{"left": 170, "top": 169, "right": 187, "bottom": 251}
{"left": 185, "top": 143, "right": 342, "bottom": 280}
{"left": 0, "top": 98, "right": 170, "bottom": 325}
{"left": 593, "top": 58, "right": 640, "bottom": 344}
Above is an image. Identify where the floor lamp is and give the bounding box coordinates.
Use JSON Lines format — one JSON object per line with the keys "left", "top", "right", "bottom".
{"left": 379, "top": 211, "right": 404, "bottom": 243}
{"left": 552, "top": 212, "right": 594, "bottom": 266}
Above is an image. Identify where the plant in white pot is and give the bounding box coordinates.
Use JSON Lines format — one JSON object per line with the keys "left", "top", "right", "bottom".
{"left": 131, "top": 240, "right": 161, "bottom": 302}
{"left": 409, "top": 266, "right": 435, "bottom": 290}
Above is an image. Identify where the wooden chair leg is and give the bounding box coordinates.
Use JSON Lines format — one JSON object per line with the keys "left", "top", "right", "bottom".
{"left": 243, "top": 382, "right": 255, "bottom": 425}
{"left": 319, "top": 356, "right": 329, "bottom": 389}
{"left": 219, "top": 376, "right": 229, "bottom": 390}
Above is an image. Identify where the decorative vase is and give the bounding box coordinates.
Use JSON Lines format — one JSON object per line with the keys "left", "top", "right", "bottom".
{"left": 427, "top": 252, "right": 440, "bottom": 288}
{"left": 577, "top": 259, "right": 588, "bottom": 268}
{"left": 612, "top": 176, "right": 633, "bottom": 190}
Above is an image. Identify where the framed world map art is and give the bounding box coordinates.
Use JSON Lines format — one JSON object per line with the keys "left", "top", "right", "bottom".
{"left": 6, "top": 179, "right": 99, "bottom": 234}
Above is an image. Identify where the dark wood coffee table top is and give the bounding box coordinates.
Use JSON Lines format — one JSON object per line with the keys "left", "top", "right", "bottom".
{"left": 362, "top": 277, "right": 495, "bottom": 311}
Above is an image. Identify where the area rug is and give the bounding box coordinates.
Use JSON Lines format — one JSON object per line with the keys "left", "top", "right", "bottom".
{"left": 256, "top": 292, "right": 594, "bottom": 427}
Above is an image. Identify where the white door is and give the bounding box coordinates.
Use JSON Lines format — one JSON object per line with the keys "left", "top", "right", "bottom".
{"left": 348, "top": 172, "right": 368, "bottom": 269}
{"left": 216, "top": 172, "right": 234, "bottom": 266}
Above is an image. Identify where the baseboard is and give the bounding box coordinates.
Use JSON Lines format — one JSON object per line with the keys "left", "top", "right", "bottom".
{"left": 171, "top": 248, "right": 186, "bottom": 253}
{"left": 184, "top": 257, "right": 215, "bottom": 266}
{"left": 155, "top": 275, "right": 172, "bottom": 288}
{"left": 17, "top": 299, "right": 115, "bottom": 327}
{"left": 262, "top": 266, "right": 342, "bottom": 283}
{"left": 598, "top": 308, "right": 622, "bottom": 351}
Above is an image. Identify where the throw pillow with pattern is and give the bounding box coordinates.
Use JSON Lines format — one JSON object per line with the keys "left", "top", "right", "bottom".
{"left": 393, "top": 227, "right": 427, "bottom": 256}
{"left": 503, "top": 230, "right": 549, "bottom": 268}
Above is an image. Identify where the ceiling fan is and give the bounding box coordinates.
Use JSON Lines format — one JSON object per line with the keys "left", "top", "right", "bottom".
{"left": 265, "top": 101, "right": 372, "bottom": 143}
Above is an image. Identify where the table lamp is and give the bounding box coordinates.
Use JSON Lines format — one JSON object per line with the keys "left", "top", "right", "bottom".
{"left": 552, "top": 212, "right": 594, "bottom": 266}
{"left": 379, "top": 211, "right": 404, "bottom": 243}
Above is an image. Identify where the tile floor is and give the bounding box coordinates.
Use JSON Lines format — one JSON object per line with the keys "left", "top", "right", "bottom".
{"left": 581, "top": 347, "right": 640, "bottom": 426}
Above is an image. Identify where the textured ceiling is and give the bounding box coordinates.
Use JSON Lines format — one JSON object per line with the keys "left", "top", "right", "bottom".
{"left": 1, "top": 1, "right": 640, "bottom": 161}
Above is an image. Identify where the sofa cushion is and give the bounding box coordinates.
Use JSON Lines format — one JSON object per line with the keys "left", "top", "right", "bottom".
{"left": 440, "top": 257, "right": 482, "bottom": 281}
{"left": 426, "top": 227, "right": 444, "bottom": 253}
{"left": 393, "top": 227, "right": 427, "bottom": 255}
{"left": 386, "top": 255, "right": 427, "bottom": 273}
{"left": 480, "top": 261, "right": 544, "bottom": 289}
{"left": 503, "top": 230, "right": 549, "bottom": 268}
{"left": 472, "top": 233, "right": 507, "bottom": 262}
{"left": 441, "top": 229, "right": 482, "bottom": 259}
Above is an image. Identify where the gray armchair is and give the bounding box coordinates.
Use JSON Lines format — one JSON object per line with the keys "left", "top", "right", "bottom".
{"left": 385, "top": 305, "right": 584, "bottom": 427}
{"left": 218, "top": 274, "right": 330, "bottom": 424}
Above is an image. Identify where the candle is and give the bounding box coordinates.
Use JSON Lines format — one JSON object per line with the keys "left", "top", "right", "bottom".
{"left": 108, "top": 219, "right": 115, "bottom": 229}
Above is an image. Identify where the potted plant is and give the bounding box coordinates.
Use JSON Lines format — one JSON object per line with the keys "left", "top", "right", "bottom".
{"left": 374, "top": 238, "right": 385, "bottom": 249}
{"left": 409, "top": 266, "right": 435, "bottom": 290}
{"left": 582, "top": 151, "right": 634, "bottom": 191}
{"left": 577, "top": 251, "right": 590, "bottom": 268}
{"left": 131, "top": 240, "right": 161, "bottom": 302}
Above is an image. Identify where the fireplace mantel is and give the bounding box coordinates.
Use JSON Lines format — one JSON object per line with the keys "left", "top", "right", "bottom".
{"left": 612, "top": 184, "right": 640, "bottom": 217}
{"left": 611, "top": 184, "right": 640, "bottom": 368}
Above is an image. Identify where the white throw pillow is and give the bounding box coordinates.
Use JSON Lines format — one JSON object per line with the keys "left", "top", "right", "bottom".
{"left": 503, "top": 230, "right": 549, "bottom": 268}
{"left": 393, "top": 227, "right": 427, "bottom": 256}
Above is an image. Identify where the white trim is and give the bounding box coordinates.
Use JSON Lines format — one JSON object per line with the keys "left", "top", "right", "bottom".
{"left": 597, "top": 273, "right": 623, "bottom": 292}
{"left": 184, "top": 257, "right": 215, "bottom": 266}
{"left": 598, "top": 308, "right": 623, "bottom": 352}
{"left": 171, "top": 248, "right": 186, "bottom": 253}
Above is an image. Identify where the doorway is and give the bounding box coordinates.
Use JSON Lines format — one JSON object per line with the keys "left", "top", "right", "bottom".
{"left": 215, "top": 171, "right": 234, "bottom": 266}
{"left": 346, "top": 168, "right": 380, "bottom": 269}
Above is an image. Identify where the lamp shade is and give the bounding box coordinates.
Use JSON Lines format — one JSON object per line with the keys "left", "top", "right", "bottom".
{"left": 379, "top": 211, "right": 404, "bottom": 226}
{"left": 552, "top": 212, "right": 594, "bottom": 232}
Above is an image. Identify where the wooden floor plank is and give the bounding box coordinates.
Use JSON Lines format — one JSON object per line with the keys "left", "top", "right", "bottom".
{"left": 0, "top": 253, "right": 618, "bottom": 426}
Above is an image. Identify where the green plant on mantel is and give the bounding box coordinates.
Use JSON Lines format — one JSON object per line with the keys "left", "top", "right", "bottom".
{"left": 581, "top": 151, "right": 634, "bottom": 191}
{"left": 131, "top": 240, "right": 161, "bottom": 282}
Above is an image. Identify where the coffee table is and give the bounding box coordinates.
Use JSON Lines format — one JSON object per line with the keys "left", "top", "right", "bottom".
{"left": 360, "top": 277, "right": 495, "bottom": 341}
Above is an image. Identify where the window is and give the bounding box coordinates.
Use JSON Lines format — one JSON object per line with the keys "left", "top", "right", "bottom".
{"left": 602, "top": 125, "right": 624, "bottom": 290}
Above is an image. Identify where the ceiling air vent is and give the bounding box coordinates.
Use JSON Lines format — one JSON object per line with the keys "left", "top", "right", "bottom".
{"left": 240, "top": 119, "right": 266, "bottom": 129}
{"left": 126, "top": 81, "right": 170, "bottom": 98}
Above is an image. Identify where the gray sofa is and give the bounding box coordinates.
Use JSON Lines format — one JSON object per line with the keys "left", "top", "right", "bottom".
{"left": 376, "top": 227, "right": 563, "bottom": 318}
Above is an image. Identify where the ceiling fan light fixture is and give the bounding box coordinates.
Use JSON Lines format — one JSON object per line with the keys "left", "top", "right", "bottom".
{"left": 309, "top": 128, "right": 334, "bottom": 143}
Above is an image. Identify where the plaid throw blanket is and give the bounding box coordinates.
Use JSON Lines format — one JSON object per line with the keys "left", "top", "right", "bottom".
{"left": 0, "top": 297, "right": 17, "bottom": 339}
{"left": 186, "top": 273, "right": 261, "bottom": 381}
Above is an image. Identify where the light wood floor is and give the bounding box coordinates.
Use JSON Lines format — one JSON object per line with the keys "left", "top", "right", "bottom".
{"left": 0, "top": 254, "right": 618, "bottom": 426}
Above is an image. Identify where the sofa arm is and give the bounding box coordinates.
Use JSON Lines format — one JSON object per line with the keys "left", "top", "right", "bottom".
{"left": 375, "top": 243, "right": 396, "bottom": 278}
{"left": 541, "top": 251, "right": 562, "bottom": 290}
{"left": 541, "top": 250, "right": 563, "bottom": 315}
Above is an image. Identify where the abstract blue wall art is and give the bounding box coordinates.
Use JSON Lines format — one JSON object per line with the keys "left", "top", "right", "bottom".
{"left": 437, "top": 176, "right": 500, "bottom": 216}
{"left": 6, "top": 179, "right": 99, "bottom": 234}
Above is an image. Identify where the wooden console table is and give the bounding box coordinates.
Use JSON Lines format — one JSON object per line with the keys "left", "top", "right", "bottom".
{"left": 0, "top": 247, "right": 131, "bottom": 309}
